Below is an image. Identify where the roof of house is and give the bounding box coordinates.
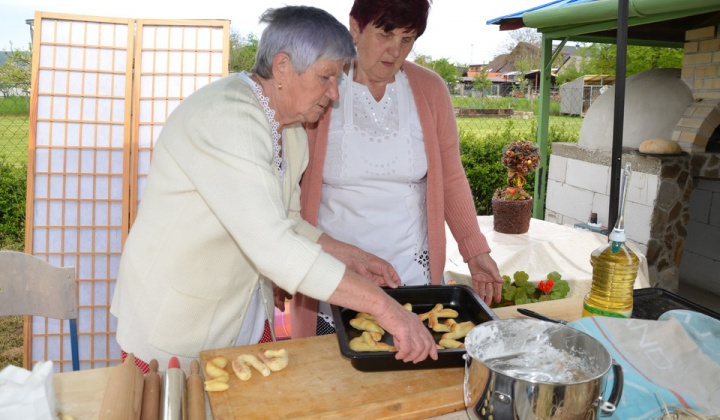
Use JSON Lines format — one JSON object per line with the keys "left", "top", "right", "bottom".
{"left": 484, "top": 41, "right": 543, "bottom": 73}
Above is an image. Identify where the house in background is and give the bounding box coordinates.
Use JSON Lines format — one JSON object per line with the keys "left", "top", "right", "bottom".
{"left": 459, "top": 42, "right": 575, "bottom": 96}
{"left": 459, "top": 64, "right": 515, "bottom": 96}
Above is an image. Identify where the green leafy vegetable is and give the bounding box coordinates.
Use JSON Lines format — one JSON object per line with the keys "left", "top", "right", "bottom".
{"left": 490, "top": 271, "right": 571, "bottom": 308}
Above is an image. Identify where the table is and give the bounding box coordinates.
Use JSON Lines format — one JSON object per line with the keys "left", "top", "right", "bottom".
{"left": 53, "top": 217, "right": 648, "bottom": 419}
{"left": 53, "top": 297, "right": 584, "bottom": 420}
{"left": 444, "top": 216, "right": 651, "bottom": 297}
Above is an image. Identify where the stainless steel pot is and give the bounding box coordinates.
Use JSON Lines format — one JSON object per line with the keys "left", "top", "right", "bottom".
{"left": 463, "top": 319, "right": 622, "bottom": 420}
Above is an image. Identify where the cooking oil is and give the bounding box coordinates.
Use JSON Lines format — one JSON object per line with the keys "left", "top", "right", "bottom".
{"left": 582, "top": 240, "right": 639, "bottom": 317}
{"left": 582, "top": 163, "right": 639, "bottom": 318}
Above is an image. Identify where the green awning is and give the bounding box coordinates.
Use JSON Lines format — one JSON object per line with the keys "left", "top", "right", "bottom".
{"left": 522, "top": 0, "right": 720, "bottom": 46}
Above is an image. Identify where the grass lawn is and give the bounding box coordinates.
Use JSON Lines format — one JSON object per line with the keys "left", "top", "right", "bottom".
{"left": 457, "top": 115, "right": 582, "bottom": 143}
{"left": 0, "top": 114, "right": 29, "bottom": 164}
{"left": 452, "top": 95, "right": 562, "bottom": 115}
{"left": 0, "top": 114, "right": 583, "bottom": 166}
{"left": 0, "top": 316, "right": 23, "bottom": 370}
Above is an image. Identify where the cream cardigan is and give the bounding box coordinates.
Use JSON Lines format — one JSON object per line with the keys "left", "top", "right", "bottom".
{"left": 291, "top": 61, "right": 491, "bottom": 338}
{"left": 110, "top": 75, "right": 346, "bottom": 368}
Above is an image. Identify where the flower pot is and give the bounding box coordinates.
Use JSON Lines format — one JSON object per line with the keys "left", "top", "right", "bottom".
{"left": 492, "top": 197, "right": 533, "bottom": 234}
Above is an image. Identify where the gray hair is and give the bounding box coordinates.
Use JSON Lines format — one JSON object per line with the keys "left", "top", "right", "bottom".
{"left": 252, "top": 6, "right": 356, "bottom": 78}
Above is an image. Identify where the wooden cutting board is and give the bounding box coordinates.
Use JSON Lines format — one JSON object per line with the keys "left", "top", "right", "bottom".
{"left": 200, "top": 297, "right": 584, "bottom": 420}
{"left": 200, "top": 335, "right": 464, "bottom": 420}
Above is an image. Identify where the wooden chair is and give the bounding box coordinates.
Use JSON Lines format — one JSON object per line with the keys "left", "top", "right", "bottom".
{"left": 0, "top": 250, "right": 79, "bottom": 371}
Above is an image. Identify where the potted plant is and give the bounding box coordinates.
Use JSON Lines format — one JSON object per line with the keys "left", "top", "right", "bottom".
{"left": 492, "top": 140, "right": 540, "bottom": 234}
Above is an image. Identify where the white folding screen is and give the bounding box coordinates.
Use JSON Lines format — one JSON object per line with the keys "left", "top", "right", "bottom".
{"left": 130, "top": 20, "right": 228, "bottom": 222}
{"left": 27, "top": 11, "right": 229, "bottom": 372}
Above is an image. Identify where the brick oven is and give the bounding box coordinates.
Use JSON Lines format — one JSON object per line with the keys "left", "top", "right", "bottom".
{"left": 546, "top": 24, "right": 720, "bottom": 294}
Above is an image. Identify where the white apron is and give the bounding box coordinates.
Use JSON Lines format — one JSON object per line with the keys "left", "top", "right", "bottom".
{"left": 318, "top": 65, "right": 429, "bottom": 287}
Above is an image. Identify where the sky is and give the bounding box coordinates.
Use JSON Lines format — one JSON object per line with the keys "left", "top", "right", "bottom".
{"left": 0, "top": 0, "right": 546, "bottom": 65}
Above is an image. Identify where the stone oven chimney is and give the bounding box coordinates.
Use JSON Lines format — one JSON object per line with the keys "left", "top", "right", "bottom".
{"left": 675, "top": 25, "right": 720, "bottom": 152}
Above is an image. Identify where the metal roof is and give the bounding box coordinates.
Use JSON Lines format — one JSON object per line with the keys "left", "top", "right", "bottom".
{"left": 487, "top": 0, "right": 596, "bottom": 27}
{"left": 579, "top": 74, "right": 616, "bottom": 84}
{"left": 488, "top": 0, "right": 720, "bottom": 47}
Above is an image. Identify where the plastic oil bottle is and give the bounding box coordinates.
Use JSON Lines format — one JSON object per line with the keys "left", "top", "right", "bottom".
{"left": 582, "top": 163, "right": 639, "bottom": 318}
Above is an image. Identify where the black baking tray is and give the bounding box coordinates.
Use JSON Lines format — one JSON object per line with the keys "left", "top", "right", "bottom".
{"left": 331, "top": 285, "right": 498, "bottom": 372}
{"left": 632, "top": 287, "right": 720, "bottom": 320}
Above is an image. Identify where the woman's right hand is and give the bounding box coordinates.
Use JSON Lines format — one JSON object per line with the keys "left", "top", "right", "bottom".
{"left": 373, "top": 298, "right": 438, "bottom": 363}
{"left": 327, "top": 269, "right": 437, "bottom": 364}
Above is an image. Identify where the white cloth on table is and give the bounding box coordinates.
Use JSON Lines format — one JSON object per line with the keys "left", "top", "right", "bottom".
{"left": 443, "top": 216, "right": 651, "bottom": 297}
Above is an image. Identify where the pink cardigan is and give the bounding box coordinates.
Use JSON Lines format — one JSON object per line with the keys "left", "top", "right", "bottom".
{"left": 291, "top": 61, "right": 491, "bottom": 338}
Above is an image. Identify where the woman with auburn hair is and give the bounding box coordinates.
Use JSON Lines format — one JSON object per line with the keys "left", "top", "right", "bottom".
{"left": 289, "top": 0, "right": 505, "bottom": 338}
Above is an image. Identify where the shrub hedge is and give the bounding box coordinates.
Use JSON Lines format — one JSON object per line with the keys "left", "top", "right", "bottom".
{"left": 0, "top": 157, "right": 26, "bottom": 250}
{"left": 459, "top": 119, "right": 577, "bottom": 215}
{"left": 0, "top": 124, "right": 577, "bottom": 250}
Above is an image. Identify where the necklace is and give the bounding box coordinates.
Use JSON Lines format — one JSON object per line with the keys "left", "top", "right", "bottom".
{"left": 249, "top": 76, "right": 283, "bottom": 176}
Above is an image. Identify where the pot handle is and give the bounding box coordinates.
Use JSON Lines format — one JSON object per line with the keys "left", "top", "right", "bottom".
{"left": 600, "top": 359, "right": 624, "bottom": 416}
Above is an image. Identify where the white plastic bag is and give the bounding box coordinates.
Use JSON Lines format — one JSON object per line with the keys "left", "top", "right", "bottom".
{"left": 0, "top": 361, "right": 56, "bottom": 420}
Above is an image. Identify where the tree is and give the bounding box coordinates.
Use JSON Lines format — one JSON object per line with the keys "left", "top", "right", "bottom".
{"left": 508, "top": 27, "right": 542, "bottom": 48}
{"left": 497, "top": 28, "right": 542, "bottom": 70}
{"left": 555, "top": 64, "right": 584, "bottom": 86}
{"left": 576, "top": 43, "right": 618, "bottom": 76}
{"left": 412, "top": 55, "right": 461, "bottom": 86}
{"left": 412, "top": 54, "right": 433, "bottom": 70}
{"left": 575, "top": 43, "right": 683, "bottom": 77}
{"left": 512, "top": 57, "right": 532, "bottom": 102}
{"left": 430, "top": 58, "right": 460, "bottom": 86}
{"left": 472, "top": 67, "right": 492, "bottom": 104}
{"left": 229, "top": 31, "right": 258, "bottom": 73}
{"left": 0, "top": 44, "right": 31, "bottom": 97}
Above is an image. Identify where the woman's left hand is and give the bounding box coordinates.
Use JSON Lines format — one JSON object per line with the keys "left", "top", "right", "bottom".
{"left": 351, "top": 251, "right": 401, "bottom": 288}
{"left": 272, "top": 283, "right": 292, "bottom": 311}
{"left": 318, "top": 234, "right": 402, "bottom": 288}
{"left": 468, "top": 253, "right": 504, "bottom": 305}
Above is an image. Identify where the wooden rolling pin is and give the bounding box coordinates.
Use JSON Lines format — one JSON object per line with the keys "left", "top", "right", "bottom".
{"left": 140, "top": 359, "right": 161, "bottom": 420}
{"left": 187, "top": 360, "right": 206, "bottom": 420}
{"left": 99, "top": 353, "right": 144, "bottom": 420}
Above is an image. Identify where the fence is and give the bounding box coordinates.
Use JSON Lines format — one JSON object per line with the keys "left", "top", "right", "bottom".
{"left": 2, "top": 83, "right": 588, "bottom": 166}
{"left": 0, "top": 84, "right": 30, "bottom": 165}
{"left": 2, "top": 83, "right": 587, "bottom": 227}
{"left": 1, "top": 81, "right": 585, "bottom": 226}
{"left": 2, "top": 86, "right": 587, "bottom": 166}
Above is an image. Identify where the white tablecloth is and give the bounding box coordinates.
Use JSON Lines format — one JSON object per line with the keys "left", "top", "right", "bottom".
{"left": 443, "top": 216, "right": 651, "bottom": 298}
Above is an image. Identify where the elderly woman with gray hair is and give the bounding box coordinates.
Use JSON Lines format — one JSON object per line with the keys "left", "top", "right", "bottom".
{"left": 110, "top": 5, "right": 437, "bottom": 371}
